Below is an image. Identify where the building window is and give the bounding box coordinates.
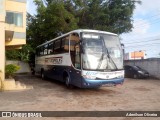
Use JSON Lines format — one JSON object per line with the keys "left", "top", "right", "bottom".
{"left": 6, "top": 12, "right": 23, "bottom": 27}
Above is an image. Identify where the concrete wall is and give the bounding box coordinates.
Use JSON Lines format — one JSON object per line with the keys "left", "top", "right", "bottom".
{"left": 125, "top": 58, "right": 160, "bottom": 79}
{"left": 6, "top": 60, "right": 31, "bottom": 73}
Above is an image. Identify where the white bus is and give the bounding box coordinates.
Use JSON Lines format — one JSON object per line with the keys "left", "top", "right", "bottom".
{"left": 35, "top": 29, "right": 124, "bottom": 88}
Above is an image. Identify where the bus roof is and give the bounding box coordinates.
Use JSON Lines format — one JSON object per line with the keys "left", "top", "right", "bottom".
{"left": 37, "top": 29, "right": 118, "bottom": 48}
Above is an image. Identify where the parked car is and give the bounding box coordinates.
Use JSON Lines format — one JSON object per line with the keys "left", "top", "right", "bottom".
{"left": 124, "top": 65, "right": 149, "bottom": 79}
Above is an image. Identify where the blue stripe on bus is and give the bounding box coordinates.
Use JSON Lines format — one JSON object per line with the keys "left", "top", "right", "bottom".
{"left": 81, "top": 77, "right": 124, "bottom": 88}
{"left": 36, "top": 64, "right": 124, "bottom": 88}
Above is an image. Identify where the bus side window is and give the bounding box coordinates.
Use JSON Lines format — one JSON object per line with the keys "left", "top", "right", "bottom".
{"left": 70, "top": 33, "right": 80, "bottom": 69}
{"left": 44, "top": 44, "right": 48, "bottom": 55}
{"left": 54, "top": 39, "right": 61, "bottom": 54}
{"left": 61, "top": 36, "right": 69, "bottom": 53}
{"left": 40, "top": 47, "right": 44, "bottom": 56}
{"left": 52, "top": 42, "right": 55, "bottom": 53}
{"left": 48, "top": 42, "right": 53, "bottom": 55}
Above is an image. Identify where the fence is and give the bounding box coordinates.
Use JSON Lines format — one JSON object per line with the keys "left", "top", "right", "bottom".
{"left": 125, "top": 58, "right": 160, "bottom": 79}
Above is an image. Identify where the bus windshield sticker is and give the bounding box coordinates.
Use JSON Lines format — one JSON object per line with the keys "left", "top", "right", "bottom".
{"left": 114, "top": 50, "right": 121, "bottom": 58}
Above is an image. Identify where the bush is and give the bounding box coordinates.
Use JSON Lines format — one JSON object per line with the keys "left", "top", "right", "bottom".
{"left": 5, "top": 64, "right": 20, "bottom": 78}
{"left": 6, "top": 44, "right": 35, "bottom": 62}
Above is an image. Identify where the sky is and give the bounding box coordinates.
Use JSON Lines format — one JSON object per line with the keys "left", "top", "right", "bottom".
{"left": 27, "top": 0, "right": 160, "bottom": 58}
{"left": 121, "top": 0, "right": 160, "bottom": 58}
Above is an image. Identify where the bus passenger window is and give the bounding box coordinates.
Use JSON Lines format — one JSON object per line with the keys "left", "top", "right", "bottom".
{"left": 40, "top": 47, "right": 44, "bottom": 56}
{"left": 44, "top": 44, "right": 48, "bottom": 55}
{"left": 54, "top": 39, "right": 61, "bottom": 53}
{"left": 61, "top": 36, "right": 69, "bottom": 53}
{"left": 48, "top": 43, "right": 53, "bottom": 54}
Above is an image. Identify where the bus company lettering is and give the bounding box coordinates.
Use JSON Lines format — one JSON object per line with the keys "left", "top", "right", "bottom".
{"left": 86, "top": 71, "right": 97, "bottom": 76}
{"left": 45, "top": 57, "right": 63, "bottom": 64}
{"left": 85, "top": 71, "right": 98, "bottom": 79}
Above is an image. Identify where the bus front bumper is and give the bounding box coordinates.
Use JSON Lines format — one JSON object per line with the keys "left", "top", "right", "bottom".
{"left": 81, "top": 78, "right": 124, "bottom": 88}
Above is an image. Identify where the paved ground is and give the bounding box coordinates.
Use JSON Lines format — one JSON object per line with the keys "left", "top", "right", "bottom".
{"left": 0, "top": 74, "right": 160, "bottom": 120}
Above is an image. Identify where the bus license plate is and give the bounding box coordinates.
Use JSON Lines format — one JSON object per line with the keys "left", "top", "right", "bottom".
{"left": 102, "top": 83, "right": 114, "bottom": 87}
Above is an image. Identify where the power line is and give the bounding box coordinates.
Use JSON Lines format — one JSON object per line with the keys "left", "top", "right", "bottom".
{"left": 121, "top": 30, "right": 160, "bottom": 39}
{"left": 121, "top": 13, "right": 160, "bottom": 36}
{"left": 125, "top": 42, "right": 160, "bottom": 48}
{"left": 123, "top": 38, "right": 160, "bottom": 44}
{"left": 134, "top": 19, "right": 160, "bottom": 28}
{"left": 122, "top": 35, "right": 160, "bottom": 43}
{"left": 134, "top": 12, "right": 160, "bottom": 23}
{"left": 134, "top": 19, "right": 159, "bottom": 27}
{"left": 121, "top": 33, "right": 160, "bottom": 41}
{"left": 134, "top": 14, "right": 160, "bottom": 26}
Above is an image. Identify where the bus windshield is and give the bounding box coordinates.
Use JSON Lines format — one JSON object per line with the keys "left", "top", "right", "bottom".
{"left": 82, "top": 33, "right": 123, "bottom": 71}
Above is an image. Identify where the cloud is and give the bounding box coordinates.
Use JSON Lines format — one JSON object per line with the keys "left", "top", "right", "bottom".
{"left": 132, "top": 19, "right": 150, "bottom": 34}
{"left": 121, "top": 18, "right": 150, "bottom": 42}
{"left": 120, "top": 0, "right": 160, "bottom": 58}
{"left": 27, "top": 0, "right": 37, "bottom": 15}
{"left": 134, "top": 0, "right": 160, "bottom": 16}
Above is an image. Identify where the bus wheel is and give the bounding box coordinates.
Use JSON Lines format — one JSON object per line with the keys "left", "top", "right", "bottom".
{"left": 31, "top": 69, "right": 35, "bottom": 75}
{"left": 65, "top": 76, "right": 74, "bottom": 89}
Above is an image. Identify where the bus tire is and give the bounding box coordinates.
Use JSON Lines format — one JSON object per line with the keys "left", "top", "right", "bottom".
{"left": 31, "top": 69, "right": 35, "bottom": 75}
{"left": 65, "top": 76, "right": 74, "bottom": 89}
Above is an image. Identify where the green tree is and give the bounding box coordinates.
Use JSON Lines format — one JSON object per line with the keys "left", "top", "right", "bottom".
{"left": 27, "top": 0, "right": 141, "bottom": 48}
{"left": 6, "top": 44, "right": 34, "bottom": 62}
{"left": 72, "top": 0, "right": 141, "bottom": 34}
{"left": 27, "top": 0, "right": 78, "bottom": 48}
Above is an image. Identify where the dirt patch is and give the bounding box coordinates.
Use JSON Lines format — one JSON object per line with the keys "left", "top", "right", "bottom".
{"left": 133, "top": 87, "right": 151, "bottom": 91}
{"left": 0, "top": 74, "right": 160, "bottom": 119}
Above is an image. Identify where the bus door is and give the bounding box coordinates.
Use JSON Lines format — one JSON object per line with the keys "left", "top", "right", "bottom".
{"left": 71, "top": 43, "right": 82, "bottom": 87}
{"left": 70, "top": 33, "right": 82, "bottom": 87}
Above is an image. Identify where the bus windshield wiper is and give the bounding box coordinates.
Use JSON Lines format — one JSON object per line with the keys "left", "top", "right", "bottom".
{"left": 105, "top": 48, "right": 118, "bottom": 70}
{"left": 96, "top": 52, "right": 104, "bottom": 70}
{"left": 100, "top": 37, "right": 118, "bottom": 70}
